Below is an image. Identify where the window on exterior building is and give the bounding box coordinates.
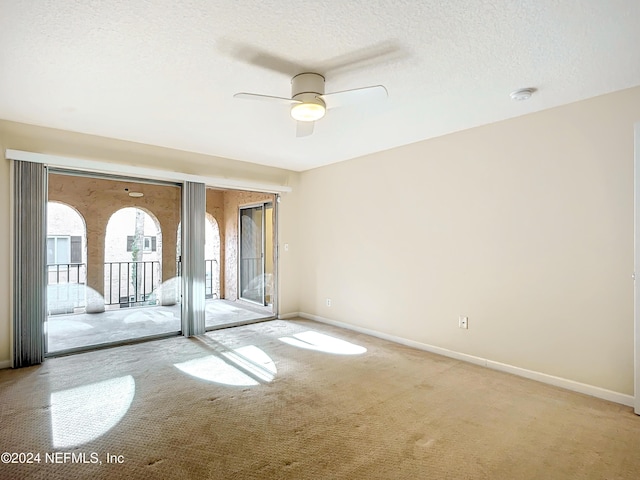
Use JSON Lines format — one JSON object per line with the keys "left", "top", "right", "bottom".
{"left": 47, "top": 236, "right": 82, "bottom": 265}
{"left": 126, "top": 236, "right": 157, "bottom": 252}
{"left": 143, "top": 236, "right": 153, "bottom": 252}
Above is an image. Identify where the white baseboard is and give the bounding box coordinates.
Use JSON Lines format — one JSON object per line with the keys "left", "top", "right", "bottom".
{"left": 0, "top": 360, "right": 11, "bottom": 370}
{"left": 278, "top": 312, "right": 300, "bottom": 320}
{"left": 298, "top": 312, "right": 634, "bottom": 408}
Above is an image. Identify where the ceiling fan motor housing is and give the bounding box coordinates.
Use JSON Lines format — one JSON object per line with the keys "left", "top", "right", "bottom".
{"left": 291, "top": 72, "right": 325, "bottom": 97}
{"left": 291, "top": 73, "right": 326, "bottom": 121}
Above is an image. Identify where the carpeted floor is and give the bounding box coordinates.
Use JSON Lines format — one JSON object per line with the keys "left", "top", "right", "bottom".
{"left": 1, "top": 318, "right": 639, "bottom": 479}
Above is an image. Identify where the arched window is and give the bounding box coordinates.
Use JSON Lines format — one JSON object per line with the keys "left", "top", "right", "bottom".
{"left": 205, "top": 214, "right": 221, "bottom": 299}
{"left": 104, "top": 208, "right": 162, "bottom": 306}
{"left": 46, "top": 201, "right": 88, "bottom": 314}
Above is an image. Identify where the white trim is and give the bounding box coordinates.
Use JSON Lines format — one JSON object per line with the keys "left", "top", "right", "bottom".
{"left": 9, "top": 159, "right": 14, "bottom": 369}
{"left": 278, "top": 312, "right": 300, "bottom": 320}
{"left": 5, "top": 149, "right": 292, "bottom": 194}
{"left": 635, "top": 122, "right": 640, "bottom": 414}
{"left": 0, "top": 360, "right": 11, "bottom": 370}
{"left": 299, "top": 312, "right": 635, "bottom": 408}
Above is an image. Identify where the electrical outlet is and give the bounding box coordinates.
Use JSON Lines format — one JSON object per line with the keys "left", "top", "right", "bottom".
{"left": 326, "top": 298, "right": 332, "bottom": 307}
{"left": 459, "top": 316, "right": 468, "bottom": 329}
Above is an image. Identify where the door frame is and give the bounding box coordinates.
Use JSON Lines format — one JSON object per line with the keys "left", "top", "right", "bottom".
{"left": 238, "top": 200, "right": 275, "bottom": 307}
{"left": 634, "top": 122, "right": 640, "bottom": 414}
{"left": 6, "top": 149, "right": 290, "bottom": 364}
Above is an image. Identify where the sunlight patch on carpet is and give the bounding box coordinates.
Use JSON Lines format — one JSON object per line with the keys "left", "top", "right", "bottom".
{"left": 50, "top": 375, "right": 136, "bottom": 448}
{"left": 279, "top": 331, "right": 367, "bottom": 355}
{"left": 222, "top": 345, "right": 277, "bottom": 382}
{"left": 174, "top": 345, "right": 276, "bottom": 386}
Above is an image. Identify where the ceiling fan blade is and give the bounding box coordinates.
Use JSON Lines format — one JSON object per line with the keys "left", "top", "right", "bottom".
{"left": 320, "top": 41, "right": 406, "bottom": 75}
{"left": 319, "top": 85, "right": 388, "bottom": 109}
{"left": 296, "top": 121, "right": 314, "bottom": 137}
{"left": 234, "top": 92, "right": 300, "bottom": 105}
{"left": 218, "top": 40, "right": 307, "bottom": 76}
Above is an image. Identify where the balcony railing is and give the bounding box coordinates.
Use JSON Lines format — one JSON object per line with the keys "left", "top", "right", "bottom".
{"left": 104, "top": 261, "right": 160, "bottom": 306}
{"left": 205, "top": 259, "right": 219, "bottom": 299}
{"left": 176, "top": 259, "right": 220, "bottom": 299}
{"left": 47, "top": 260, "right": 220, "bottom": 312}
{"left": 48, "top": 263, "right": 86, "bottom": 285}
{"left": 47, "top": 263, "right": 87, "bottom": 314}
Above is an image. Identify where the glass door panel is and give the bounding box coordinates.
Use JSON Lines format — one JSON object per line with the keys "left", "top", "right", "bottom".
{"left": 204, "top": 190, "right": 275, "bottom": 330}
{"left": 46, "top": 172, "right": 182, "bottom": 355}
{"left": 264, "top": 203, "right": 273, "bottom": 306}
{"left": 240, "top": 205, "right": 264, "bottom": 304}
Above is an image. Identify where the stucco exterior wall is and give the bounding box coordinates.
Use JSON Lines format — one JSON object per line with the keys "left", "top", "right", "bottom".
{"left": 45, "top": 175, "right": 272, "bottom": 306}
{"left": 48, "top": 174, "right": 181, "bottom": 310}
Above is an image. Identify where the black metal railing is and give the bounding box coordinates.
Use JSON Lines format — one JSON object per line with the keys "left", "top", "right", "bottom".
{"left": 205, "top": 259, "right": 219, "bottom": 299}
{"left": 47, "top": 259, "right": 220, "bottom": 311}
{"left": 177, "top": 259, "right": 220, "bottom": 299}
{"left": 47, "top": 263, "right": 87, "bottom": 313}
{"left": 47, "top": 263, "right": 86, "bottom": 285}
{"left": 104, "top": 261, "right": 161, "bottom": 306}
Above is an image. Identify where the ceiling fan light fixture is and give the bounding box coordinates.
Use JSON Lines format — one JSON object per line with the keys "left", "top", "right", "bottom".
{"left": 233, "top": 71, "right": 387, "bottom": 135}
{"left": 291, "top": 102, "right": 326, "bottom": 122}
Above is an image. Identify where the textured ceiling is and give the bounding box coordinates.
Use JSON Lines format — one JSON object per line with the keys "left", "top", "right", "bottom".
{"left": 1, "top": 0, "right": 639, "bottom": 172}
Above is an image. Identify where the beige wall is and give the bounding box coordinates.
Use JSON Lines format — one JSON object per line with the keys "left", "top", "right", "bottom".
{"left": 0, "top": 121, "right": 291, "bottom": 185}
{"left": 274, "top": 176, "right": 299, "bottom": 316}
{"left": 0, "top": 121, "right": 299, "bottom": 365}
{"left": 297, "top": 86, "right": 640, "bottom": 395}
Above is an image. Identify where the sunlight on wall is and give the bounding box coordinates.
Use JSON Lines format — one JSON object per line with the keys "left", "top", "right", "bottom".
{"left": 50, "top": 375, "right": 136, "bottom": 448}
{"left": 174, "top": 345, "right": 276, "bottom": 386}
{"left": 279, "top": 331, "right": 367, "bottom": 355}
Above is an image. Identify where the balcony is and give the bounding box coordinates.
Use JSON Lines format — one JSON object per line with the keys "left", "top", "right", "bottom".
{"left": 46, "top": 260, "right": 272, "bottom": 354}
{"left": 46, "top": 173, "right": 276, "bottom": 356}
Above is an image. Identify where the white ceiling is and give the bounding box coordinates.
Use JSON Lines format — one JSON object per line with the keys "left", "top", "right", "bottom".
{"left": 1, "top": 0, "right": 639, "bottom": 172}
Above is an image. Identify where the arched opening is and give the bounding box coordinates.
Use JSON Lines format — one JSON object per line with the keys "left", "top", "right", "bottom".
{"left": 205, "top": 213, "right": 221, "bottom": 299}
{"left": 177, "top": 214, "right": 222, "bottom": 299}
{"left": 46, "top": 201, "right": 88, "bottom": 315}
{"left": 104, "top": 207, "right": 162, "bottom": 307}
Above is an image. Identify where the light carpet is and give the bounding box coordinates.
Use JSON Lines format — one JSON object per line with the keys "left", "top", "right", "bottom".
{"left": 1, "top": 318, "right": 639, "bottom": 479}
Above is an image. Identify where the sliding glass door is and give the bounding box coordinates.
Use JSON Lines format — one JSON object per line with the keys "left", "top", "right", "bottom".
{"left": 203, "top": 191, "right": 275, "bottom": 330}
{"left": 239, "top": 203, "right": 273, "bottom": 306}
{"left": 46, "top": 171, "right": 182, "bottom": 354}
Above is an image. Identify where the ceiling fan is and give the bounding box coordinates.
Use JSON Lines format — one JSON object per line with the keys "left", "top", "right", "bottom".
{"left": 234, "top": 72, "right": 388, "bottom": 137}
